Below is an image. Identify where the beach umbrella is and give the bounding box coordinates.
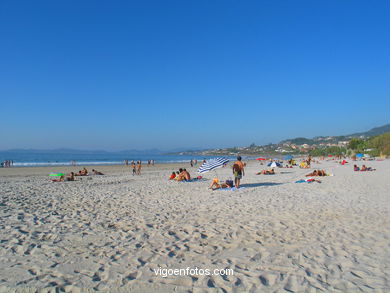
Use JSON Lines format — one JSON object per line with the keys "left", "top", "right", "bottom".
{"left": 356, "top": 153, "right": 363, "bottom": 158}
{"left": 267, "top": 162, "right": 281, "bottom": 168}
{"left": 198, "top": 157, "right": 229, "bottom": 174}
{"left": 256, "top": 157, "right": 266, "bottom": 161}
{"left": 283, "top": 155, "right": 293, "bottom": 160}
{"left": 49, "top": 172, "right": 64, "bottom": 177}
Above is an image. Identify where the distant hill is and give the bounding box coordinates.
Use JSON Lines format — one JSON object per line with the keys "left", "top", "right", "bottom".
{"left": 281, "top": 124, "right": 390, "bottom": 145}
{"left": 181, "top": 123, "right": 390, "bottom": 156}
{"left": 349, "top": 124, "right": 390, "bottom": 137}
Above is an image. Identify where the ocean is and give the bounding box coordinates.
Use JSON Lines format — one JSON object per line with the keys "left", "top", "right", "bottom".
{"left": 0, "top": 151, "right": 240, "bottom": 167}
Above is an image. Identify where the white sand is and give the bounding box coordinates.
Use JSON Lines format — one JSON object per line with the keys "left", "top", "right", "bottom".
{"left": 0, "top": 159, "right": 389, "bottom": 292}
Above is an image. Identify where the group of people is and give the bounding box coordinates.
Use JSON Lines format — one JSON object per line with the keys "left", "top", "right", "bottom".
{"left": 131, "top": 161, "right": 142, "bottom": 175}
{"left": 125, "top": 159, "right": 154, "bottom": 168}
{"left": 1, "top": 160, "right": 13, "bottom": 168}
{"left": 169, "top": 168, "right": 191, "bottom": 181}
{"left": 354, "top": 164, "right": 375, "bottom": 171}
{"left": 52, "top": 168, "right": 104, "bottom": 182}
{"left": 207, "top": 156, "right": 245, "bottom": 190}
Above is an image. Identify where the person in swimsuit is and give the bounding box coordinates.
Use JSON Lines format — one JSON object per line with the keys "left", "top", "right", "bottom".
{"left": 209, "top": 178, "right": 234, "bottom": 190}
{"left": 92, "top": 169, "right": 104, "bottom": 175}
{"left": 137, "top": 161, "right": 142, "bottom": 175}
{"left": 232, "top": 156, "right": 245, "bottom": 188}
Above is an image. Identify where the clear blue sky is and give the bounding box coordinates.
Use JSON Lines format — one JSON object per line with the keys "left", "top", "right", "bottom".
{"left": 1, "top": 0, "right": 389, "bottom": 151}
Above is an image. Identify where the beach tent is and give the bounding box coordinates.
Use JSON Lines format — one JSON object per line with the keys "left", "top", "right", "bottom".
{"left": 198, "top": 157, "right": 229, "bottom": 174}
{"left": 283, "top": 155, "right": 293, "bottom": 160}
{"left": 267, "top": 162, "right": 282, "bottom": 168}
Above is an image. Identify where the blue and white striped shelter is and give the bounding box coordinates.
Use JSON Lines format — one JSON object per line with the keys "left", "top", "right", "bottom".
{"left": 198, "top": 157, "right": 229, "bottom": 174}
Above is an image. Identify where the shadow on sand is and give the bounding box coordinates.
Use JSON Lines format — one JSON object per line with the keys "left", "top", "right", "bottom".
{"left": 240, "top": 182, "right": 284, "bottom": 188}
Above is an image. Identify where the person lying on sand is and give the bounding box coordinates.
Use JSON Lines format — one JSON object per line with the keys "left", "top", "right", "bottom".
{"left": 52, "top": 172, "right": 75, "bottom": 182}
{"left": 256, "top": 169, "right": 275, "bottom": 175}
{"left": 92, "top": 169, "right": 104, "bottom": 175}
{"left": 360, "top": 165, "right": 376, "bottom": 171}
{"left": 305, "top": 170, "right": 327, "bottom": 177}
{"left": 209, "top": 178, "right": 234, "bottom": 190}
{"left": 354, "top": 164, "right": 360, "bottom": 171}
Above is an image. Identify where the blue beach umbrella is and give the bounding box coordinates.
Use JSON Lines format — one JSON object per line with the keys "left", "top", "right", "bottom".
{"left": 198, "top": 157, "right": 229, "bottom": 174}
{"left": 356, "top": 153, "right": 363, "bottom": 158}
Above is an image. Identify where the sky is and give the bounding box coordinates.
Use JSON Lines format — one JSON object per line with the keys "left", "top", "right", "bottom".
{"left": 1, "top": 0, "right": 389, "bottom": 151}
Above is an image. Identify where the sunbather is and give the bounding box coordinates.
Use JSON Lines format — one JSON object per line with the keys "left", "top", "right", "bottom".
{"left": 256, "top": 169, "right": 275, "bottom": 175}
{"left": 305, "top": 170, "right": 326, "bottom": 177}
{"left": 92, "top": 169, "right": 104, "bottom": 175}
{"left": 175, "top": 169, "right": 191, "bottom": 181}
{"left": 209, "top": 178, "right": 234, "bottom": 190}
{"left": 52, "top": 172, "right": 75, "bottom": 182}
{"left": 361, "top": 165, "right": 375, "bottom": 171}
{"left": 76, "top": 168, "right": 88, "bottom": 176}
{"left": 354, "top": 164, "right": 360, "bottom": 171}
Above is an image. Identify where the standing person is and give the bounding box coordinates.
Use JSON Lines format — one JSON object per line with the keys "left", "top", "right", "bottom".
{"left": 131, "top": 161, "right": 136, "bottom": 175}
{"left": 137, "top": 160, "right": 142, "bottom": 175}
{"left": 190, "top": 159, "right": 193, "bottom": 167}
{"left": 232, "top": 156, "right": 245, "bottom": 188}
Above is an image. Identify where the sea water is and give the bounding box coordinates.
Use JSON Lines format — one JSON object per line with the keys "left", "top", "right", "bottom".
{"left": 0, "top": 151, "right": 238, "bottom": 167}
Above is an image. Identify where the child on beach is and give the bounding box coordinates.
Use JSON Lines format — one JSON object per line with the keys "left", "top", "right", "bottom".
{"left": 168, "top": 172, "right": 176, "bottom": 180}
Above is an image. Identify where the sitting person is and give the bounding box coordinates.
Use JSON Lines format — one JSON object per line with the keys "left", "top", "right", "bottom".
{"left": 182, "top": 169, "right": 191, "bottom": 181}
{"left": 168, "top": 172, "right": 176, "bottom": 180}
{"left": 76, "top": 168, "right": 88, "bottom": 176}
{"left": 176, "top": 169, "right": 191, "bottom": 181}
{"left": 299, "top": 161, "right": 308, "bottom": 168}
{"left": 175, "top": 169, "right": 186, "bottom": 181}
{"left": 65, "top": 172, "right": 75, "bottom": 181}
{"left": 92, "top": 169, "right": 104, "bottom": 175}
{"left": 354, "top": 164, "right": 360, "bottom": 171}
{"left": 209, "top": 178, "right": 234, "bottom": 190}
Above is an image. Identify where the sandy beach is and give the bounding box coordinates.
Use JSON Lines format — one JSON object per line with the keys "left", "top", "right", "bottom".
{"left": 0, "top": 159, "right": 389, "bottom": 292}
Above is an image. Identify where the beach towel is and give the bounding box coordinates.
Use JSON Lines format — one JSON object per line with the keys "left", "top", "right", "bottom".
{"left": 220, "top": 187, "right": 246, "bottom": 191}
{"left": 295, "top": 178, "right": 321, "bottom": 183}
